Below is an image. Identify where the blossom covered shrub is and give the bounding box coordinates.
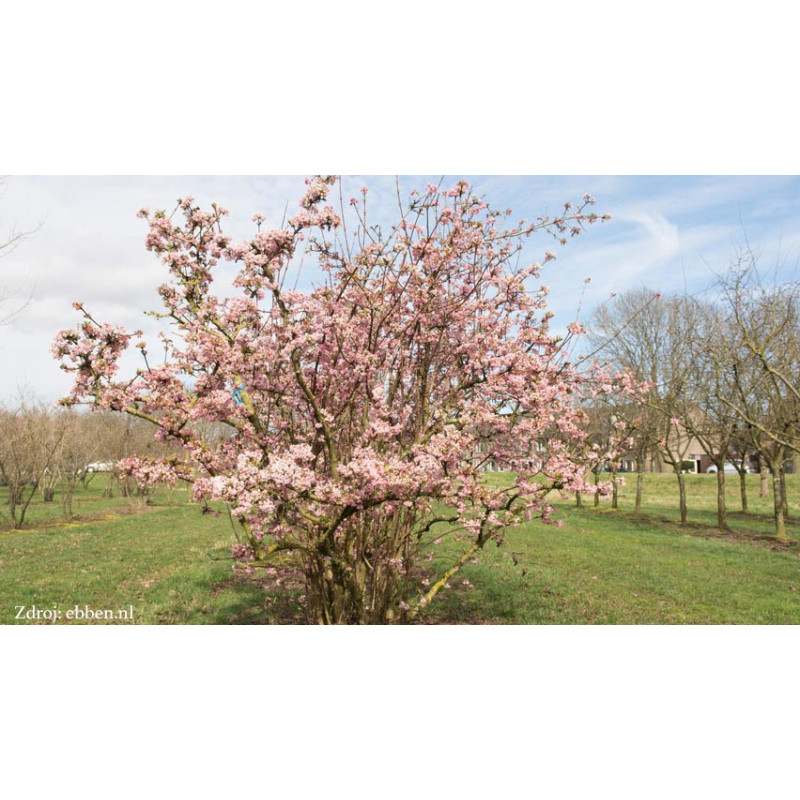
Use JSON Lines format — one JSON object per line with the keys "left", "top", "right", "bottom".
{"left": 53, "top": 176, "right": 639, "bottom": 623}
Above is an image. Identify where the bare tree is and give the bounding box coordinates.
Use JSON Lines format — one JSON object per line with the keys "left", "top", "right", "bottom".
{"left": 52, "top": 409, "right": 102, "bottom": 517}
{"left": 680, "top": 301, "right": 752, "bottom": 529}
{"left": 713, "top": 253, "right": 800, "bottom": 539}
{"left": 581, "top": 398, "right": 642, "bottom": 509}
{"left": 0, "top": 400, "right": 65, "bottom": 528}
{"left": 590, "top": 290, "right": 701, "bottom": 523}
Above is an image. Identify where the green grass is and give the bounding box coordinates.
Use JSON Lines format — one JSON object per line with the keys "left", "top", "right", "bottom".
{"left": 605, "top": 470, "right": 800, "bottom": 531}
{"left": 418, "top": 472, "right": 800, "bottom": 624}
{"left": 0, "top": 482, "right": 305, "bottom": 624}
{"left": 421, "top": 507, "right": 800, "bottom": 624}
{"left": 2, "top": 473, "right": 799, "bottom": 624}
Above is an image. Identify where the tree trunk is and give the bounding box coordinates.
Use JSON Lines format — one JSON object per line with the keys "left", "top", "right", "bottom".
{"left": 12, "top": 481, "right": 39, "bottom": 529}
{"left": 676, "top": 470, "right": 688, "bottom": 524}
{"left": 772, "top": 468, "right": 787, "bottom": 540}
{"left": 759, "top": 465, "right": 769, "bottom": 498}
{"left": 7, "top": 484, "right": 20, "bottom": 525}
{"left": 779, "top": 468, "right": 789, "bottom": 520}
{"left": 611, "top": 469, "right": 619, "bottom": 510}
{"left": 60, "top": 476, "right": 76, "bottom": 518}
{"left": 739, "top": 469, "right": 748, "bottom": 513}
{"left": 593, "top": 470, "right": 600, "bottom": 507}
{"left": 575, "top": 490, "right": 582, "bottom": 508}
{"left": 716, "top": 468, "right": 728, "bottom": 530}
{"left": 635, "top": 465, "right": 644, "bottom": 513}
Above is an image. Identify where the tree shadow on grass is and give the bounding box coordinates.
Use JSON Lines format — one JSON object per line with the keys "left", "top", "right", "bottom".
{"left": 205, "top": 574, "right": 309, "bottom": 624}
{"left": 142, "top": 564, "right": 309, "bottom": 625}
{"left": 622, "top": 511, "right": 800, "bottom": 553}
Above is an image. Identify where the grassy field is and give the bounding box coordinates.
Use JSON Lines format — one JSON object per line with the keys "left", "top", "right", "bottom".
{"left": 1, "top": 472, "right": 799, "bottom": 624}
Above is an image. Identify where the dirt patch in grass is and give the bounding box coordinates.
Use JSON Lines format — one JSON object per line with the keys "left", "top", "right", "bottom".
{"left": 0, "top": 504, "right": 170, "bottom": 535}
{"left": 635, "top": 512, "right": 800, "bottom": 553}
{"left": 728, "top": 511, "right": 800, "bottom": 528}
{"left": 699, "top": 527, "right": 800, "bottom": 553}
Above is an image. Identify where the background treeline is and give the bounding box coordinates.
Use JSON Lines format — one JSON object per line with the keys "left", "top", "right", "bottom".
{"left": 0, "top": 402, "right": 201, "bottom": 528}
{"left": 585, "top": 251, "right": 799, "bottom": 538}
{"left": 3, "top": 252, "right": 798, "bottom": 542}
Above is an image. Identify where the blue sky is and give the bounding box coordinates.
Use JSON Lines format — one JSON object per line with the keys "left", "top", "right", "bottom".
{"left": 2, "top": 174, "right": 800, "bottom": 406}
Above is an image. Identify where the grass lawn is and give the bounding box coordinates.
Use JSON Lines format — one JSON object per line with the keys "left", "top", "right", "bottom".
{"left": 1, "top": 473, "right": 799, "bottom": 624}
{"left": 0, "top": 482, "right": 303, "bottom": 624}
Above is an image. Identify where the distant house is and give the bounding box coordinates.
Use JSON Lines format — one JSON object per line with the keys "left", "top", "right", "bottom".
{"left": 85, "top": 461, "right": 116, "bottom": 473}
{"left": 471, "top": 435, "right": 545, "bottom": 473}
{"left": 621, "top": 414, "right": 758, "bottom": 474}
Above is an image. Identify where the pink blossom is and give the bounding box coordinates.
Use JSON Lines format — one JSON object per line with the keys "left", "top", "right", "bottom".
{"left": 51, "top": 175, "right": 625, "bottom": 624}
{"left": 567, "top": 321, "right": 586, "bottom": 336}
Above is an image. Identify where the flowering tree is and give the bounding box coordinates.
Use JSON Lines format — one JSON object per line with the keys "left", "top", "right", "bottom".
{"left": 53, "top": 176, "right": 638, "bottom": 623}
